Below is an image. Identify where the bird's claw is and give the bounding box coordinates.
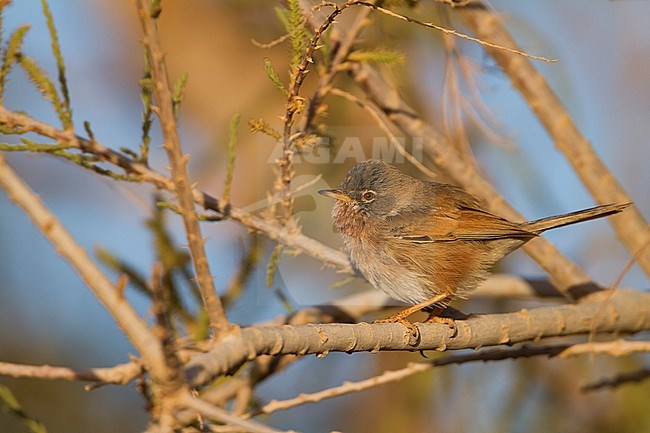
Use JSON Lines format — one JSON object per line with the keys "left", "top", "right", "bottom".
{"left": 424, "top": 315, "right": 457, "bottom": 337}
{"left": 374, "top": 315, "right": 420, "bottom": 339}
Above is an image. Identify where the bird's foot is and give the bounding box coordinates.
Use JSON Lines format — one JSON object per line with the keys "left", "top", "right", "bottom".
{"left": 374, "top": 295, "right": 450, "bottom": 342}
{"left": 424, "top": 313, "right": 457, "bottom": 337}
{"left": 374, "top": 314, "right": 419, "bottom": 338}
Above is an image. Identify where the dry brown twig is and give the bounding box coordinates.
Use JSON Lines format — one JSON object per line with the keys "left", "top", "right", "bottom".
{"left": 440, "top": 29, "right": 512, "bottom": 151}
{"left": 251, "top": 15, "right": 307, "bottom": 49}
{"left": 441, "top": 33, "right": 480, "bottom": 169}
{"left": 439, "top": 28, "right": 513, "bottom": 171}
{"left": 273, "top": 1, "right": 353, "bottom": 226}
{"left": 135, "top": 0, "right": 230, "bottom": 336}
{"left": 587, "top": 239, "right": 650, "bottom": 342}
{"left": 302, "top": 1, "right": 374, "bottom": 130}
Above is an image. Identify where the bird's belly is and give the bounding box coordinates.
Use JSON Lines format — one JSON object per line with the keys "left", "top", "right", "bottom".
{"left": 345, "top": 237, "right": 436, "bottom": 305}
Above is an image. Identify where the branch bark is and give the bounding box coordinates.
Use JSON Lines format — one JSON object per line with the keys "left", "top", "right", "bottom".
{"left": 185, "top": 289, "right": 650, "bottom": 387}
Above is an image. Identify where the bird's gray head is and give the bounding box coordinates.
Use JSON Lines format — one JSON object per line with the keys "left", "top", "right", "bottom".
{"left": 318, "top": 160, "right": 413, "bottom": 218}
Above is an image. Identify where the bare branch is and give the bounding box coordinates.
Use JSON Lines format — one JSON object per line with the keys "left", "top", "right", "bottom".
{"left": 455, "top": 1, "right": 650, "bottom": 279}
{"left": 329, "top": 87, "right": 440, "bottom": 179}
{"left": 0, "top": 155, "right": 169, "bottom": 380}
{"left": 302, "top": 2, "right": 374, "bottom": 130}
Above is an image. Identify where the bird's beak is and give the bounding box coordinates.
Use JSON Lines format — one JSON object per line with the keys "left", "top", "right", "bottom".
{"left": 318, "top": 189, "right": 353, "bottom": 203}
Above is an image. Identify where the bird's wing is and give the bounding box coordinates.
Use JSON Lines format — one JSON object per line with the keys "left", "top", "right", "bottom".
{"left": 388, "top": 206, "right": 537, "bottom": 243}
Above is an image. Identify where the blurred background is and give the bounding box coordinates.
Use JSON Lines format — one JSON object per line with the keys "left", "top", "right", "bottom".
{"left": 0, "top": 1, "right": 649, "bottom": 432}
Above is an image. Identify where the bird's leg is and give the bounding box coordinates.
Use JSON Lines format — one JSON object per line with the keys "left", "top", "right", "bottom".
{"left": 375, "top": 294, "right": 449, "bottom": 337}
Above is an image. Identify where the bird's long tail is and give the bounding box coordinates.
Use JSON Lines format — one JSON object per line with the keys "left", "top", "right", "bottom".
{"left": 523, "top": 203, "right": 631, "bottom": 234}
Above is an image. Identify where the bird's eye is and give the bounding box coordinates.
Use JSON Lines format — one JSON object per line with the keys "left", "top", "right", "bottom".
{"left": 361, "top": 190, "right": 376, "bottom": 203}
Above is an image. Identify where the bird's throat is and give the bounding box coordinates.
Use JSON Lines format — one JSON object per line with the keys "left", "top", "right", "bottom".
{"left": 332, "top": 201, "right": 371, "bottom": 239}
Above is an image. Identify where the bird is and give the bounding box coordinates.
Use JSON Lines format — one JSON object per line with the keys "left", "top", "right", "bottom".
{"left": 319, "top": 159, "right": 629, "bottom": 335}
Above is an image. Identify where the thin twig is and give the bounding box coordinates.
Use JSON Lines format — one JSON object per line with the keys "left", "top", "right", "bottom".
{"left": 246, "top": 174, "right": 323, "bottom": 214}
{"left": 248, "top": 343, "right": 571, "bottom": 417}
{"left": 559, "top": 340, "right": 650, "bottom": 358}
{"left": 329, "top": 87, "right": 440, "bottom": 179}
{"left": 251, "top": 16, "right": 307, "bottom": 49}
{"left": 302, "top": 1, "right": 374, "bottom": 130}
{"left": 0, "top": 360, "right": 141, "bottom": 386}
{"left": 283, "top": 1, "right": 352, "bottom": 138}
{"left": 180, "top": 393, "right": 295, "bottom": 433}
{"left": 274, "top": 1, "right": 353, "bottom": 227}
{"left": 588, "top": 239, "right": 650, "bottom": 341}
{"left": 352, "top": 1, "right": 557, "bottom": 62}
{"left": 135, "top": 0, "right": 230, "bottom": 335}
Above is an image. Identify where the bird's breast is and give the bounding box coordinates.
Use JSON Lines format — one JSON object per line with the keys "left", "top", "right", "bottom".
{"left": 331, "top": 207, "right": 433, "bottom": 304}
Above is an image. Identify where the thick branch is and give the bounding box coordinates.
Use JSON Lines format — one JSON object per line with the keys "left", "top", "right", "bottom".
{"left": 351, "top": 63, "right": 599, "bottom": 297}
{"left": 185, "top": 289, "right": 650, "bottom": 387}
{"left": 135, "top": 0, "right": 229, "bottom": 334}
{"left": 559, "top": 340, "right": 650, "bottom": 358}
{"left": 455, "top": 2, "right": 650, "bottom": 278}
